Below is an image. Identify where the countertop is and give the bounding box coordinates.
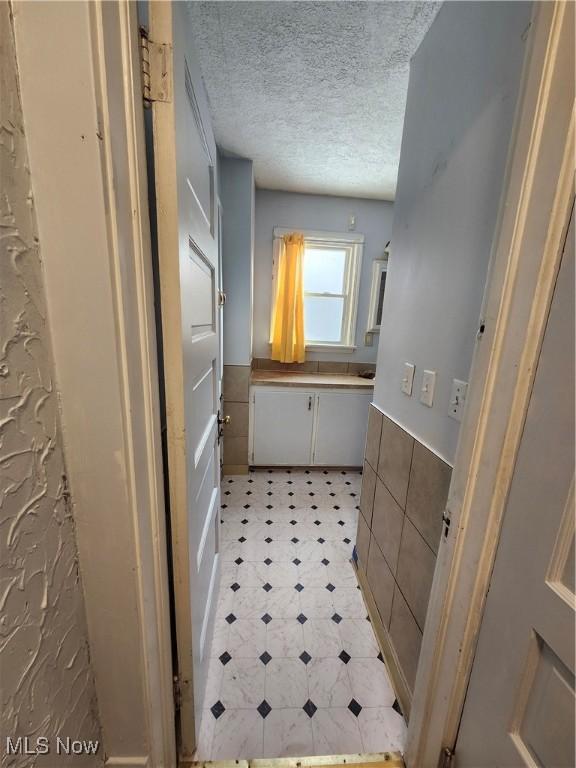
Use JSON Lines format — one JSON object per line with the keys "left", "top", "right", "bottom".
{"left": 251, "top": 370, "right": 375, "bottom": 390}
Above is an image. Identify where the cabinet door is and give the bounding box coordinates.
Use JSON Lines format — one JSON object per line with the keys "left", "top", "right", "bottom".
{"left": 252, "top": 389, "right": 315, "bottom": 465}
{"left": 314, "top": 392, "right": 372, "bottom": 466}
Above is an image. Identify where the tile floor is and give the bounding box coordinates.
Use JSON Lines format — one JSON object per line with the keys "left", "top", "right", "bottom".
{"left": 195, "top": 469, "right": 407, "bottom": 761}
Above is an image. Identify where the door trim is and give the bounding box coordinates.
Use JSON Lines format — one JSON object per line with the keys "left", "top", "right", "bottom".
{"left": 405, "top": 3, "right": 575, "bottom": 765}
{"left": 11, "top": 2, "right": 176, "bottom": 765}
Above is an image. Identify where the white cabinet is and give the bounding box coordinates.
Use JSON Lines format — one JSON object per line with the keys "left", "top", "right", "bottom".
{"left": 314, "top": 392, "right": 372, "bottom": 466}
{"left": 252, "top": 389, "right": 315, "bottom": 465}
{"left": 250, "top": 387, "right": 372, "bottom": 467}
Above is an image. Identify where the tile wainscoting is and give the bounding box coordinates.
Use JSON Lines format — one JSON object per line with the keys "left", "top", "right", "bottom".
{"left": 355, "top": 404, "right": 451, "bottom": 717}
{"left": 253, "top": 358, "right": 376, "bottom": 375}
{"left": 223, "top": 365, "right": 251, "bottom": 474}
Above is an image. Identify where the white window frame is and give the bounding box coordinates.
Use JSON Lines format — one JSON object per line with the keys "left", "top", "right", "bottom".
{"left": 366, "top": 249, "right": 389, "bottom": 333}
{"left": 270, "top": 227, "right": 364, "bottom": 352}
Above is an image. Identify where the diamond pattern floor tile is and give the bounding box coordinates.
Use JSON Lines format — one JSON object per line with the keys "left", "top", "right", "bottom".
{"left": 196, "top": 468, "right": 406, "bottom": 761}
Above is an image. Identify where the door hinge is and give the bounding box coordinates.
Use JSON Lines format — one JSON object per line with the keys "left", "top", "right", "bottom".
{"left": 140, "top": 26, "right": 172, "bottom": 108}
{"left": 173, "top": 675, "right": 182, "bottom": 711}
{"left": 439, "top": 746, "right": 455, "bottom": 768}
{"left": 442, "top": 508, "right": 451, "bottom": 539}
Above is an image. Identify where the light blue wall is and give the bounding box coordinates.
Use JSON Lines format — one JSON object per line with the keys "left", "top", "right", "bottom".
{"left": 254, "top": 189, "right": 394, "bottom": 362}
{"left": 220, "top": 155, "right": 255, "bottom": 365}
{"left": 374, "top": 1, "right": 532, "bottom": 464}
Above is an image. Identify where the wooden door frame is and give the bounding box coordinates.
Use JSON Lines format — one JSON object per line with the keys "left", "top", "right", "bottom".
{"left": 405, "top": 3, "right": 575, "bottom": 766}
{"left": 11, "top": 2, "right": 176, "bottom": 765}
{"left": 11, "top": 0, "right": 574, "bottom": 766}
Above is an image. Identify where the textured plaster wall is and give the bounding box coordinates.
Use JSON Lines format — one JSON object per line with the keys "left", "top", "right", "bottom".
{"left": 0, "top": 6, "right": 101, "bottom": 764}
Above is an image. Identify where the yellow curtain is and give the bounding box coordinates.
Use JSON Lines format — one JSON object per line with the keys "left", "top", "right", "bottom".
{"left": 271, "top": 233, "right": 306, "bottom": 363}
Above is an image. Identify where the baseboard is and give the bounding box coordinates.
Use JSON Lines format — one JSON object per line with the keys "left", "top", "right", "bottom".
{"left": 355, "top": 563, "right": 412, "bottom": 721}
{"left": 105, "top": 757, "right": 149, "bottom": 767}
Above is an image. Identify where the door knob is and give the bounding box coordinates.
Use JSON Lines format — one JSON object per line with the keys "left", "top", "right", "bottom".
{"left": 218, "top": 414, "right": 231, "bottom": 426}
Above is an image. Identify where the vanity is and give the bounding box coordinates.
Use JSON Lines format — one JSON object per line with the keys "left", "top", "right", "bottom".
{"left": 249, "top": 370, "right": 374, "bottom": 467}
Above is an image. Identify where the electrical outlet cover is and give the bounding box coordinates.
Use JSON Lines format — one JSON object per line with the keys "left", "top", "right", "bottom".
{"left": 420, "top": 370, "right": 436, "bottom": 407}
{"left": 401, "top": 363, "right": 415, "bottom": 396}
{"left": 449, "top": 378, "right": 468, "bottom": 421}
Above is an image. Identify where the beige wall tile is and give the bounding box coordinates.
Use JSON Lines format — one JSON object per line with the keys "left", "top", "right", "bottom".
{"left": 365, "top": 405, "right": 383, "bottom": 471}
{"left": 223, "top": 402, "right": 249, "bottom": 438}
{"left": 359, "top": 462, "right": 377, "bottom": 528}
{"left": 389, "top": 584, "right": 423, "bottom": 693}
{"left": 366, "top": 537, "right": 395, "bottom": 628}
{"left": 255, "top": 359, "right": 319, "bottom": 373}
{"left": 371, "top": 476, "right": 404, "bottom": 575}
{"left": 348, "top": 362, "right": 376, "bottom": 374}
{"left": 406, "top": 441, "right": 452, "bottom": 554}
{"left": 356, "top": 513, "right": 371, "bottom": 571}
{"left": 223, "top": 365, "right": 250, "bottom": 403}
{"left": 318, "top": 361, "right": 349, "bottom": 374}
{"left": 377, "top": 415, "right": 414, "bottom": 509}
{"left": 395, "top": 517, "right": 436, "bottom": 630}
{"left": 223, "top": 434, "right": 249, "bottom": 466}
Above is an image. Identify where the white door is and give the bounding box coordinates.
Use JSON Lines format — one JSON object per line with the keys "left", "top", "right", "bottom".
{"left": 455, "top": 206, "right": 575, "bottom": 766}
{"left": 314, "top": 392, "right": 372, "bottom": 466}
{"left": 253, "top": 389, "right": 315, "bottom": 465}
{"left": 149, "top": 2, "right": 220, "bottom": 757}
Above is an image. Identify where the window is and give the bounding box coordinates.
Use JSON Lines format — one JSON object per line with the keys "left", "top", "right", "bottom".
{"left": 272, "top": 228, "right": 364, "bottom": 350}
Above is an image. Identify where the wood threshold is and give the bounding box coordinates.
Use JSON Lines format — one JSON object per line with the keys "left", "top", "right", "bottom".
{"left": 184, "top": 753, "right": 404, "bottom": 768}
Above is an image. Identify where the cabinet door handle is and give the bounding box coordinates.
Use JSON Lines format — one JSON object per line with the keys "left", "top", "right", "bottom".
{"left": 308, "top": 396, "right": 312, "bottom": 411}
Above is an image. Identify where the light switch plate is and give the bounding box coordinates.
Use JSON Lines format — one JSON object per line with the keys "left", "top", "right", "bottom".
{"left": 420, "top": 370, "right": 436, "bottom": 407}
{"left": 401, "top": 363, "right": 415, "bottom": 396}
{"left": 449, "top": 378, "right": 468, "bottom": 421}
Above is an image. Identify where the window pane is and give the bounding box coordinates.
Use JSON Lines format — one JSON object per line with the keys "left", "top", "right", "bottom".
{"left": 303, "top": 247, "right": 347, "bottom": 294}
{"left": 304, "top": 296, "right": 344, "bottom": 343}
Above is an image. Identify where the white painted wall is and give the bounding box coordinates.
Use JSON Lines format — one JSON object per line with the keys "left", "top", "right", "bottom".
{"left": 221, "top": 156, "right": 255, "bottom": 365}
{"left": 374, "top": 0, "right": 532, "bottom": 464}
{"left": 254, "top": 189, "right": 394, "bottom": 362}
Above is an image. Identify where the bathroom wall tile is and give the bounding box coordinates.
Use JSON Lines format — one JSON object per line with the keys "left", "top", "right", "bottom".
{"left": 359, "top": 462, "right": 377, "bottom": 528}
{"left": 356, "top": 513, "right": 371, "bottom": 572}
{"left": 377, "top": 415, "right": 414, "bottom": 509}
{"left": 223, "top": 401, "right": 249, "bottom": 438}
{"left": 348, "top": 362, "right": 376, "bottom": 375}
{"left": 223, "top": 365, "right": 250, "bottom": 403}
{"left": 389, "top": 585, "right": 423, "bottom": 693}
{"left": 224, "top": 435, "right": 249, "bottom": 467}
{"left": 318, "top": 361, "right": 349, "bottom": 374}
{"left": 406, "top": 441, "right": 452, "bottom": 554}
{"left": 365, "top": 405, "right": 383, "bottom": 471}
{"left": 256, "top": 358, "right": 319, "bottom": 373}
{"left": 371, "top": 476, "right": 404, "bottom": 574}
{"left": 395, "top": 517, "right": 437, "bottom": 630}
{"left": 366, "top": 537, "right": 394, "bottom": 629}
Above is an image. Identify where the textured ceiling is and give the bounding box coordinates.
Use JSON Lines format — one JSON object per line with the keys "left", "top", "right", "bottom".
{"left": 187, "top": 1, "right": 440, "bottom": 200}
